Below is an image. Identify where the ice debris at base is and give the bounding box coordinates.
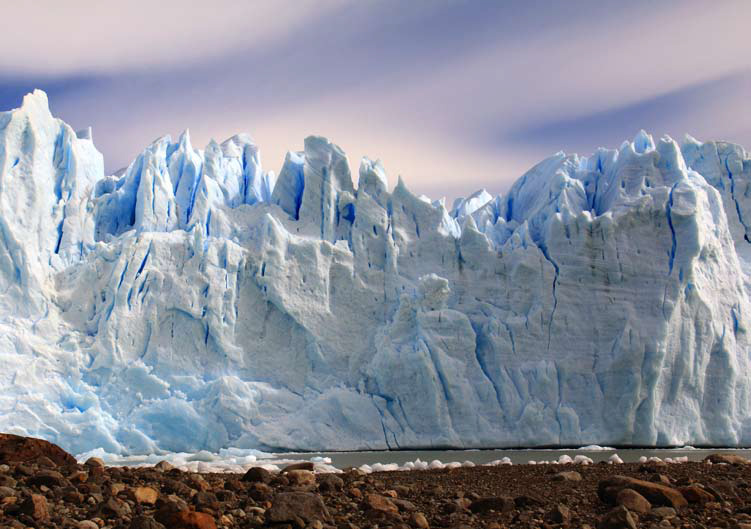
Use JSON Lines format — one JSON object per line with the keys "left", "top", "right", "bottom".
{"left": 2, "top": 90, "right": 751, "bottom": 455}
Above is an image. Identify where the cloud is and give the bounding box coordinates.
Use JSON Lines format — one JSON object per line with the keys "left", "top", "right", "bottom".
{"left": 0, "top": 1, "right": 345, "bottom": 75}
{"left": 502, "top": 71, "right": 751, "bottom": 154}
{"left": 2, "top": 0, "right": 749, "bottom": 201}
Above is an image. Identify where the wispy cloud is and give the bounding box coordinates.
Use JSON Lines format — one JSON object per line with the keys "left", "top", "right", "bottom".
{"left": 2, "top": 0, "right": 749, "bottom": 200}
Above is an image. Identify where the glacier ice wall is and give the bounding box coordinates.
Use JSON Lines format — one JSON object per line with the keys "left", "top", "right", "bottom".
{"left": 1, "top": 90, "right": 750, "bottom": 454}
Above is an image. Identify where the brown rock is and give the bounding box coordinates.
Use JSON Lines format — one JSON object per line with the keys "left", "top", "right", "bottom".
{"left": 548, "top": 503, "right": 571, "bottom": 524}
{"left": 110, "top": 482, "right": 126, "bottom": 495}
{"left": 84, "top": 457, "right": 106, "bottom": 469}
{"left": 1, "top": 495, "right": 16, "bottom": 507}
{"left": 552, "top": 470, "right": 582, "bottom": 482}
{"left": 0, "top": 433, "right": 77, "bottom": 466}
{"left": 167, "top": 510, "right": 217, "bottom": 529}
{"left": 365, "top": 493, "right": 399, "bottom": 514}
{"left": 394, "top": 498, "right": 417, "bottom": 512}
{"left": 317, "top": 473, "right": 344, "bottom": 492}
{"left": 242, "top": 466, "right": 273, "bottom": 483}
{"left": 154, "top": 496, "right": 190, "bottom": 525}
{"left": 68, "top": 470, "right": 88, "bottom": 483}
{"left": 286, "top": 469, "right": 316, "bottom": 486}
{"left": 193, "top": 490, "right": 220, "bottom": 510}
{"left": 36, "top": 455, "right": 57, "bottom": 468}
{"left": 598, "top": 475, "right": 688, "bottom": 509}
{"left": 131, "top": 486, "right": 159, "bottom": 505}
{"left": 186, "top": 475, "right": 210, "bottom": 491}
{"left": 651, "top": 506, "right": 676, "bottom": 519}
{"left": 27, "top": 469, "right": 70, "bottom": 488}
{"left": 679, "top": 485, "right": 714, "bottom": 504}
{"left": 248, "top": 482, "right": 273, "bottom": 501}
{"left": 411, "top": 511, "right": 429, "bottom": 528}
{"left": 62, "top": 486, "right": 85, "bottom": 504}
{"left": 266, "top": 491, "right": 330, "bottom": 523}
{"left": 468, "top": 496, "right": 515, "bottom": 514}
{"left": 704, "top": 453, "right": 748, "bottom": 465}
{"left": 100, "top": 496, "right": 130, "bottom": 518}
{"left": 77, "top": 521, "right": 100, "bottom": 529}
{"left": 19, "top": 493, "right": 49, "bottom": 521}
{"left": 0, "top": 485, "right": 15, "bottom": 498}
{"left": 153, "top": 460, "right": 175, "bottom": 472}
{"left": 615, "top": 488, "right": 651, "bottom": 514}
{"left": 514, "top": 494, "right": 545, "bottom": 508}
{"left": 597, "top": 505, "right": 637, "bottom": 529}
{"left": 163, "top": 478, "right": 193, "bottom": 496}
{"left": 281, "top": 461, "right": 315, "bottom": 472}
{"left": 129, "top": 515, "right": 166, "bottom": 529}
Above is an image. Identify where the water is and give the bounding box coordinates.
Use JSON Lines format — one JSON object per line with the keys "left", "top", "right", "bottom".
{"left": 88, "top": 446, "right": 751, "bottom": 473}
{"left": 284, "top": 447, "right": 751, "bottom": 469}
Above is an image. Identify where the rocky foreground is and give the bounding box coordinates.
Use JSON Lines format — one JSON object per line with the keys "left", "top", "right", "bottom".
{"left": 1, "top": 435, "right": 751, "bottom": 529}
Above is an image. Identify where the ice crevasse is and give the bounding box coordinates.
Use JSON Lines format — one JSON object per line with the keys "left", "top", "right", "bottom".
{"left": 0, "top": 90, "right": 750, "bottom": 455}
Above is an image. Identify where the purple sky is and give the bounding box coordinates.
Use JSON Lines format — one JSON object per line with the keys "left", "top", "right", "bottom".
{"left": 3, "top": 0, "right": 750, "bottom": 201}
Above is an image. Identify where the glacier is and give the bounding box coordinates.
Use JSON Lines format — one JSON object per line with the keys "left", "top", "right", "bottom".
{"left": 0, "top": 89, "right": 750, "bottom": 455}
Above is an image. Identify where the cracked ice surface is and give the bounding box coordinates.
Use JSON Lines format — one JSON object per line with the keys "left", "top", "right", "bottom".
{"left": 1, "top": 90, "right": 751, "bottom": 455}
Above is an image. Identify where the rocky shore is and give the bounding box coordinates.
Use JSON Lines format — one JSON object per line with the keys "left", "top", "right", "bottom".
{"left": 1, "top": 434, "right": 750, "bottom": 529}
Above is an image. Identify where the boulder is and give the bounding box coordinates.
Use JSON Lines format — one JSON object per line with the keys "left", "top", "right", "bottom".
{"left": 598, "top": 475, "right": 687, "bottom": 509}
{"left": 286, "top": 469, "right": 316, "bottom": 486}
{"left": 84, "top": 457, "right": 105, "bottom": 469}
{"left": 154, "top": 461, "right": 175, "bottom": 472}
{"left": 651, "top": 506, "right": 676, "bottom": 519}
{"left": 704, "top": 453, "right": 748, "bottom": 465}
{"left": 468, "top": 496, "right": 515, "bottom": 514}
{"left": 166, "top": 510, "right": 217, "bottom": 529}
{"left": 129, "top": 516, "right": 167, "bottom": 529}
{"left": 266, "top": 492, "right": 330, "bottom": 523}
{"left": 597, "top": 505, "right": 637, "bottom": 529}
{"left": 411, "top": 511, "right": 430, "bottom": 528}
{"left": 281, "top": 461, "right": 315, "bottom": 472}
{"left": 19, "top": 493, "right": 49, "bottom": 521}
{"left": 615, "top": 488, "right": 651, "bottom": 514}
{"left": 548, "top": 503, "right": 571, "bottom": 524}
{"left": 100, "top": 496, "right": 130, "bottom": 518}
{"left": 27, "top": 469, "right": 70, "bottom": 488}
{"left": 365, "top": 493, "right": 399, "bottom": 514}
{"left": 317, "top": 473, "right": 344, "bottom": 492}
{"left": 241, "top": 466, "right": 273, "bottom": 483}
{"left": 679, "top": 485, "right": 714, "bottom": 504}
{"left": 130, "top": 486, "right": 159, "bottom": 505}
{"left": 0, "top": 433, "right": 76, "bottom": 466}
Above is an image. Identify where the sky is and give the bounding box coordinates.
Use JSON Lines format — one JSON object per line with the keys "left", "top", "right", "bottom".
{"left": 2, "top": 0, "right": 750, "bottom": 201}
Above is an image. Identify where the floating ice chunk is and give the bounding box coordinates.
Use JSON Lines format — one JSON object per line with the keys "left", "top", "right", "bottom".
{"left": 608, "top": 454, "right": 623, "bottom": 464}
